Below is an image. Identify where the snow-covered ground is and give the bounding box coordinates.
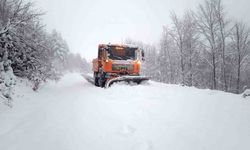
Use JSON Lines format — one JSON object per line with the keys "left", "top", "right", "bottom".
{"left": 0, "top": 73, "right": 250, "bottom": 150}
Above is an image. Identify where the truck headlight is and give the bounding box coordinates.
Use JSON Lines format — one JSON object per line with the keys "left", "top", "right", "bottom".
{"left": 137, "top": 61, "right": 141, "bottom": 65}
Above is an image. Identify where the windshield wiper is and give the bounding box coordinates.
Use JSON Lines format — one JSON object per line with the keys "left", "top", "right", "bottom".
{"left": 112, "top": 56, "right": 123, "bottom": 60}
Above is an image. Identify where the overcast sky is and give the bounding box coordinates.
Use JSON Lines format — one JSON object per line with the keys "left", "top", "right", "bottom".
{"left": 33, "top": 0, "right": 250, "bottom": 60}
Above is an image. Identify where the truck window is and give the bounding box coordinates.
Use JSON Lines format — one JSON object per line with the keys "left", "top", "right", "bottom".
{"left": 107, "top": 46, "right": 137, "bottom": 60}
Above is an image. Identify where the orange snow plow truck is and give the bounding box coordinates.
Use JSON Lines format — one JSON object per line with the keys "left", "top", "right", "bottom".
{"left": 92, "top": 44, "right": 149, "bottom": 87}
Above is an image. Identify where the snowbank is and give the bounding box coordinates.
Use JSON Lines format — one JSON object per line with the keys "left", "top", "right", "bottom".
{"left": 0, "top": 73, "right": 249, "bottom": 150}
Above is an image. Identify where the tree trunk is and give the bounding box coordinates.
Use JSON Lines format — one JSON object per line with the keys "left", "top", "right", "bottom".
{"left": 212, "top": 53, "right": 217, "bottom": 90}
{"left": 236, "top": 24, "right": 241, "bottom": 94}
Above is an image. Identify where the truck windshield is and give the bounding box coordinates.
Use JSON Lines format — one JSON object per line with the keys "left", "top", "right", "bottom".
{"left": 107, "top": 46, "right": 137, "bottom": 60}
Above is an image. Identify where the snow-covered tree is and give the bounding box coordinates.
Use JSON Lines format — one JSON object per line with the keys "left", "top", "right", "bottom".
{"left": 128, "top": 0, "right": 250, "bottom": 94}
{"left": 65, "top": 53, "right": 90, "bottom": 73}
{"left": 196, "top": 0, "right": 222, "bottom": 90}
{"left": 229, "top": 22, "right": 250, "bottom": 93}
{"left": 49, "top": 30, "right": 70, "bottom": 73}
{"left": 0, "top": 0, "right": 77, "bottom": 103}
{"left": 159, "top": 26, "right": 178, "bottom": 84}
{"left": 0, "top": 51, "right": 16, "bottom": 105}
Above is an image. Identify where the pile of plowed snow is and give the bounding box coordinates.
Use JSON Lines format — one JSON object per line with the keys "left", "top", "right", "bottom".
{"left": 0, "top": 73, "right": 250, "bottom": 150}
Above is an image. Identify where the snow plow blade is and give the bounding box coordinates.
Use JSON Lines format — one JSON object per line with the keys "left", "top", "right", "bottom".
{"left": 105, "top": 76, "right": 149, "bottom": 88}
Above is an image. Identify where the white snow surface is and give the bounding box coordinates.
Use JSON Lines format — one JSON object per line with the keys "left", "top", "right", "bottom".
{"left": 0, "top": 73, "right": 250, "bottom": 150}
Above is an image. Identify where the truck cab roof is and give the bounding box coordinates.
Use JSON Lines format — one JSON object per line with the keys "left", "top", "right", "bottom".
{"left": 98, "top": 44, "right": 138, "bottom": 49}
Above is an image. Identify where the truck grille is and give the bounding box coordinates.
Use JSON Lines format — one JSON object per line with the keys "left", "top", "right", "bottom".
{"left": 112, "top": 64, "right": 134, "bottom": 71}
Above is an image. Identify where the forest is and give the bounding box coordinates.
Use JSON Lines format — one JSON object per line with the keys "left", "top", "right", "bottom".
{"left": 1, "top": 0, "right": 250, "bottom": 103}
{"left": 126, "top": 0, "right": 250, "bottom": 94}
{"left": 0, "top": 0, "right": 89, "bottom": 102}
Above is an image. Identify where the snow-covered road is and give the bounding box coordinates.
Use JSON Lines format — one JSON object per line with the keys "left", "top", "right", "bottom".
{"left": 0, "top": 73, "right": 250, "bottom": 150}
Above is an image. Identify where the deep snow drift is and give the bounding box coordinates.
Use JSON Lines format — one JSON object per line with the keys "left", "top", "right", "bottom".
{"left": 0, "top": 73, "right": 250, "bottom": 150}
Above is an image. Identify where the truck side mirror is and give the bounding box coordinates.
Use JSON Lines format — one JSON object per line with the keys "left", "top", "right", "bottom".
{"left": 103, "top": 50, "right": 108, "bottom": 60}
{"left": 141, "top": 50, "right": 145, "bottom": 61}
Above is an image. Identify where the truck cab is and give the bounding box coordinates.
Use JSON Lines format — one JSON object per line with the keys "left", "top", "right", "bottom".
{"left": 92, "top": 44, "right": 146, "bottom": 87}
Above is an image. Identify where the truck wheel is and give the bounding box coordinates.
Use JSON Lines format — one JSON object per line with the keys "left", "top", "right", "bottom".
{"left": 94, "top": 73, "right": 99, "bottom": 86}
{"left": 97, "top": 73, "right": 106, "bottom": 87}
{"left": 94, "top": 77, "right": 99, "bottom": 86}
{"left": 98, "top": 78, "right": 105, "bottom": 87}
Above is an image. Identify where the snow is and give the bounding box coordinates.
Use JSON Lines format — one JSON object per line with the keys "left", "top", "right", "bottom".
{"left": 243, "top": 89, "right": 250, "bottom": 98}
{"left": 0, "top": 73, "right": 250, "bottom": 150}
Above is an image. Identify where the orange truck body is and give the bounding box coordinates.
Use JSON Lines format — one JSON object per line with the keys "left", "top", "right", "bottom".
{"left": 92, "top": 58, "right": 141, "bottom": 75}
{"left": 92, "top": 44, "right": 146, "bottom": 87}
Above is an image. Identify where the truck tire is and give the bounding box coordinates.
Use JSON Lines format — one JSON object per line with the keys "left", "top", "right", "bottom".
{"left": 94, "top": 77, "right": 99, "bottom": 86}
{"left": 94, "top": 73, "right": 99, "bottom": 86}
{"left": 98, "top": 78, "right": 106, "bottom": 87}
{"left": 98, "top": 73, "right": 106, "bottom": 88}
